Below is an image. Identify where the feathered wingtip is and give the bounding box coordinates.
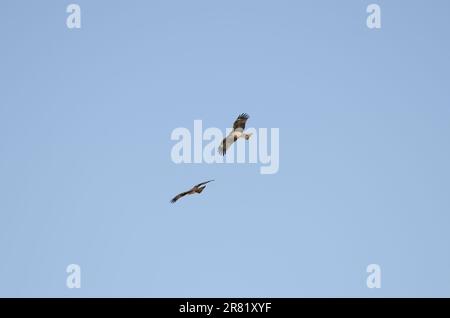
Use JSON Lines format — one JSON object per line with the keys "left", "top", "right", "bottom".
{"left": 237, "top": 113, "right": 249, "bottom": 120}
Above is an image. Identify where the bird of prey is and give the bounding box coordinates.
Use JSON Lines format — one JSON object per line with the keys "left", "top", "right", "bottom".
{"left": 170, "top": 180, "right": 214, "bottom": 203}
{"left": 218, "top": 113, "right": 253, "bottom": 155}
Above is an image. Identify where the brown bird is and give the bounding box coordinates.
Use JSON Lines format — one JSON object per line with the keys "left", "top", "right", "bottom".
{"left": 218, "top": 113, "right": 253, "bottom": 155}
{"left": 170, "top": 180, "right": 214, "bottom": 203}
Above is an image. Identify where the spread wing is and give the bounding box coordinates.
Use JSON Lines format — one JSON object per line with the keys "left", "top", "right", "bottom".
{"left": 194, "top": 180, "right": 214, "bottom": 188}
{"left": 218, "top": 131, "right": 238, "bottom": 155}
{"left": 170, "top": 190, "right": 192, "bottom": 203}
{"left": 233, "top": 113, "right": 249, "bottom": 130}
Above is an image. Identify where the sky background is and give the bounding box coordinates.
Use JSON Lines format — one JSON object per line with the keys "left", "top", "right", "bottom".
{"left": 1, "top": 1, "right": 450, "bottom": 297}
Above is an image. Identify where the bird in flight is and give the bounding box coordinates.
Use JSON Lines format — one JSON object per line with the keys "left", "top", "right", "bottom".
{"left": 170, "top": 180, "right": 215, "bottom": 203}
{"left": 218, "top": 113, "right": 253, "bottom": 155}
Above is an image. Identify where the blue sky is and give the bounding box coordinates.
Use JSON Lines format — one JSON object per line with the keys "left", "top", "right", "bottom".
{"left": 1, "top": 1, "right": 450, "bottom": 297}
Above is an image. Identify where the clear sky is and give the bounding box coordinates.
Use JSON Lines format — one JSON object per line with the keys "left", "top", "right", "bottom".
{"left": 1, "top": 1, "right": 450, "bottom": 297}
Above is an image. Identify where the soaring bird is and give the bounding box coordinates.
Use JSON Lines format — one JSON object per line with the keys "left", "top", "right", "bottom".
{"left": 218, "top": 113, "right": 253, "bottom": 155}
{"left": 170, "top": 180, "right": 214, "bottom": 203}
